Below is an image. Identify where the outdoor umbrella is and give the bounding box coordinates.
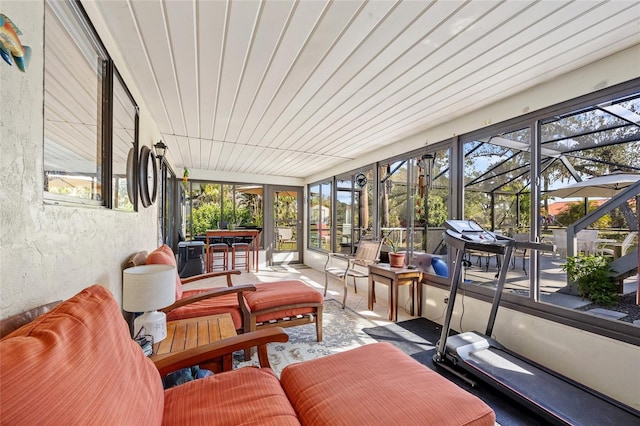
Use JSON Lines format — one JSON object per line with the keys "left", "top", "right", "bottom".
{"left": 546, "top": 173, "right": 640, "bottom": 198}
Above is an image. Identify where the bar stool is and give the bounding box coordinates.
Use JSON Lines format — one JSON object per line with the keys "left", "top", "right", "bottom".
{"left": 208, "top": 243, "right": 229, "bottom": 272}
{"left": 231, "top": 242, "right": 251, "bottom": 272}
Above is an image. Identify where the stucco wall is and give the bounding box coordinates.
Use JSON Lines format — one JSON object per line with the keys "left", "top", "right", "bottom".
{"left": 0, "top": 1, "right": 159, "bottom": 317}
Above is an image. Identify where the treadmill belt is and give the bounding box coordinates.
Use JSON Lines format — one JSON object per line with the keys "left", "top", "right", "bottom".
{"left": 465, "top": 347, "right": 638, "bottom": 425}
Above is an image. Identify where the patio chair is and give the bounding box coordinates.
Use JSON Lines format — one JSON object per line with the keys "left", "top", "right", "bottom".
{"left": 276, "top": 227, "right": 295, "bottom": 250}
{"left": 511, "top": 233, "right": 530, "bottom": 274}
{"left": 324, "top": 239, "right": 383, "bottom": 308}
{"left": 599, "top": 231, "right": 637, "bottom": 258}
{"left": 551, "top": 229, "right": 567, "bottom": 258}
{"left": 577, "top": 230, "right": 599, "bottom": 255}
{"left": 127, "top": 245, "right": 323, "bottom": 359}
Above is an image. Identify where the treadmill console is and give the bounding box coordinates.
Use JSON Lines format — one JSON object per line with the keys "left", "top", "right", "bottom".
{"left": 444, "top": 220, "right": 498, "bottom": 243}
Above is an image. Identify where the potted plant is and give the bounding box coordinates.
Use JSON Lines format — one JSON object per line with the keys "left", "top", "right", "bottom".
{"left": 562, "top": 254, "right": 618, "bottom": 306}
{"left": 383, "top": 236, "right": 405, "bottom": 268}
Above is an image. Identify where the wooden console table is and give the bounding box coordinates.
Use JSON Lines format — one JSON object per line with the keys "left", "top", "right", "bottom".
{"left": 368, "top": 264, "right": 421, "bottom": 322}
{"left": 205, "top": 229, "right": 260, "bottom": 272}
{"left": 151, "top": 313, "right": 237, "bottom": 372}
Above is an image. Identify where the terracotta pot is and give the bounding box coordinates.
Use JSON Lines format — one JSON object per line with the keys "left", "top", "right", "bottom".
{"left": 388, "top": 252, "right": 405, "bottom": 268}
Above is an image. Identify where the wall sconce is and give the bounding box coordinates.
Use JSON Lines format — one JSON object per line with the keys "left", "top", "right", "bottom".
{"left": 153, "top": 141, "right": 168, "bottom": 161}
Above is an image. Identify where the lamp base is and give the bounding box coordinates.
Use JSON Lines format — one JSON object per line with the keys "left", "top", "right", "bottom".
{"left": 133, "top": 310, "right": 167, "bottom": 343}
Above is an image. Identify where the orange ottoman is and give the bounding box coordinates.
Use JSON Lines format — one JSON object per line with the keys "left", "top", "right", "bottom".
{"left": 280, "top": 342, "right": 495, "bottom": 426}
{"left": 244, "top": 280, "right": 323, "bottom": 342}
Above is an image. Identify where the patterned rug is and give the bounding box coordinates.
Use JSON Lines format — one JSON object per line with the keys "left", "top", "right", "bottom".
{"left": 235, "top": 298, "right": 378, "bottom": 376}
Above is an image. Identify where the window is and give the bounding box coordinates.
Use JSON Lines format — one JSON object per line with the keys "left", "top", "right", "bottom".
{"left": 313, "top": 79, "right": 639, "bottom": 343}
{"left": 454, "top": 84, "right": 640, "bottom": 343}
{"left": 463, "top": 128, "right": 531, "bottom": 290}
{"left": 112, "top": 70, "right": 138, "bottom": 211}
{"left": 184, "top": 182, "right": 263, "bottom": 239}
{"left": 308, "top": 181, "right": 332, "bottom": 251}
{"left": 43, "top": 0, "right": 138, "bottom": 209}
{"left": 334, "top": 168, "right": 375, "bottom": 255}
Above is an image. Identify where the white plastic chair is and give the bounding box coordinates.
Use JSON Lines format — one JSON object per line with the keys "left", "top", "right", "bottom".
{"left": 577, "top": 230, "right": 598, "bottom": 255}
{"left": 599, "top": 231, "right": 637, "bottom": 257}
{"left": 551, "top": 229, "right": 567, "bottom": 258}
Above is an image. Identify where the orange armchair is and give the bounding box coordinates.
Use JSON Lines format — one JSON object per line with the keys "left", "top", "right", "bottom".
{"left": 127, "top": 246, "right": 255, "bottom": 331}
{"left": 129, "top": 245, "right": 323, "bottom": 358}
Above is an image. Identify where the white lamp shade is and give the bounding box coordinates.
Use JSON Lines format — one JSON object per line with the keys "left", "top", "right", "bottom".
{"left": 122, "top": 264, "right": 176, "bottom": 313}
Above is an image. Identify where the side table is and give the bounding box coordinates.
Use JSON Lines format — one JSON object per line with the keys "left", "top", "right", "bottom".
{"left": 368, "top": 264, "right": 422, "bottom": 321}
{"left": 150, "top": 313, "right": 237, "bottom": 372}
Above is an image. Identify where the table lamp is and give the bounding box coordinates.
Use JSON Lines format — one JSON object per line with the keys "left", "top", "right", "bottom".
{"left": 122, "top": 264, "right": 176, "bottom": 343}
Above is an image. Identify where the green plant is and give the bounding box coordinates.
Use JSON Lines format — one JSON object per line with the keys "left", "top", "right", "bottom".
{"left": 562, "top": 255, "right": 618, "bottom": 306}
{"left": 382, "top": 235, "right": 399, "bottom": 253}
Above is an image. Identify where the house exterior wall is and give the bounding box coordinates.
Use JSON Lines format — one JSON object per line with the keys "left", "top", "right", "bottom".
{"left": 0, "top": 1, "right": 159, "bottom": 316}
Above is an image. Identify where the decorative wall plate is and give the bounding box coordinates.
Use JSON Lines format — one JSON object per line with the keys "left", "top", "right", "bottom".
{"left": 139, "top": 145, "right": 157, "bottom": 208}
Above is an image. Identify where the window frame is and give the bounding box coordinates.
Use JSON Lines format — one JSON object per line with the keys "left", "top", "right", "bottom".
{"left": 307, "top": 180, "right": 333, "bottom": 252}
{"left": 312, "top": 78, "right": 640, "bottom": 345}
{"left": 451, "top": 80, "right": 640, "bottom": 345}
{"left": 43, "top": 0, "right": 139, "bottom": 210}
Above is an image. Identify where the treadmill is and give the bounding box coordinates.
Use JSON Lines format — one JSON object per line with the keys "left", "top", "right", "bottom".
{"left": 433, "top": 220, "right": 640, "bottom": 425}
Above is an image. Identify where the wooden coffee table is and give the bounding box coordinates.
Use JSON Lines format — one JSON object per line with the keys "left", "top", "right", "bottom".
{"left": 368, "top": 264, "right": 422, "bottom": 322}
{"left": 150, "top": 313, "right": 237, "bottom": 372}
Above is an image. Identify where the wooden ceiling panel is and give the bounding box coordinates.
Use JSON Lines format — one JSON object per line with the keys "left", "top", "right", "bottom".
{"left": 196, "top": 0, "right": 227, "bottom": 139}
{"left": 283, "top": 0, "right": 467, "bottom": 153}
{"left": 213, "top": 0, "right": 262, "bottom": 142}
{"left": 259, "top": 0, "right": 401, "bottom": 149}
{"left": 165, "top": 0, "right": 199, "bottom": 137}
{"left": 299, "top": 1, "right": 628, "bottom": 156}
{"left": 246, "top": 0, "right": 365, "bottom": 147}
{"left": 86, "top": 0, "right": 640, "bottom": 178}
{"left": 235, "top": 0, "right": 329, "bottom": 145}
{"left": 130, "top": 0, "right": 186, "bottom": 136}
{"left": 223, "top": 0, "right": 297, "bottom": 143}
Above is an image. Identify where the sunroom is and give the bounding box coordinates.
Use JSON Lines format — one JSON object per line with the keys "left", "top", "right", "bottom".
{"left": 2, "top": 0, "right": 639, "bottom": 421}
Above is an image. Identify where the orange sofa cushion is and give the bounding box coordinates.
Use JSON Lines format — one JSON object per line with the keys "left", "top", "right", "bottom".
{"left": 280, "top": 342, "right": 495, "bottom": 426}
{"left": 163, "top": 366, "right": 300, "bottom": 426}
{"left": 167, "top": 289, "right": 243, "bottom": 330}
{"left": 244, "top": 281, "right": 323, "bottom": 323}
{"left": 0, "top": 285, "right": 164, "bottom": 424}
{"left": 147, "top": 244, "right": 184, "bottom": 300}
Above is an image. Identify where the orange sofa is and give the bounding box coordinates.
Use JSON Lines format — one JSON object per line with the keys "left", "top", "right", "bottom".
{"left": 0, "top": 285, "right": 495, "bottom": 425}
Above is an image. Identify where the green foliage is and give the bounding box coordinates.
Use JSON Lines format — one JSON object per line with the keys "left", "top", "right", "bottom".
{"left": 382, "top": 233, "right": 399, "bottom": 252}
{"left": 426, "top": 194, "right": 447, "bottom": 227}
{"left": 555, "top": 201, "right": 611, "bottom": 228}
{"left": 191, "top": 203, "right": 221, "bottom": 235}
{"left": 562, "top": 255, "right": 618, "bottom": 306}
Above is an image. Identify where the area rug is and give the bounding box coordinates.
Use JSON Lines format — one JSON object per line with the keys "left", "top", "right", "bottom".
{"left": 235, "top": 298, "right": 379, "bottom": 376}
{"left": 363, "top": 318, "right": 547, "bottom": 426}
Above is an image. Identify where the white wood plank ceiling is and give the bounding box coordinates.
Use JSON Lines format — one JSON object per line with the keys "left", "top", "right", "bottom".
{"left": 92, "top": 0, "right": 640, "bottom": 179}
